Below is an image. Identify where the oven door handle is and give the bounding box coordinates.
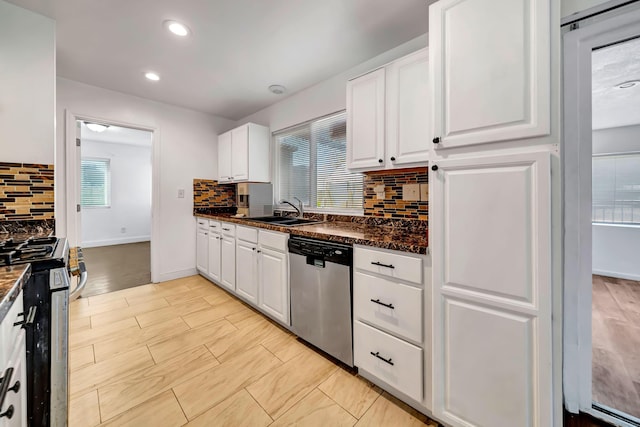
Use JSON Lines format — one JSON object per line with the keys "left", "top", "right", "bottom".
{"left": 69, "top": 259, "right": 88, "bottom": 301}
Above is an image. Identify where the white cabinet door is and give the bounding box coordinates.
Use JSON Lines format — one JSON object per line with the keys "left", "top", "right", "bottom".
{"left": 231, "top": 125, "right": 249, "bottom": 181}
{"left": 235, "top": 240, "right": 258, "bottom": 304}
{"left": 429, "top": 0, "right": 550, "bottom": 149}
{"left": 386, "top": 49, "right": 430, "bottom": 166}
{"left": 431, "top": 152, "right": 551, "bottom": 427}
{"left": 258, "top": 247, "right": 289, "bottom": 325}
{"left": 208, "top": 232, "right": 221, "bottom": 282}
{"left": 347, "top": 68, "right": 386, "bottom": 170}
{"left": 220, "top": 236, "right": 236, "bottom": 291}
{"left": 218, "top": 131, "right": 232, "bottom": 182}
{"left": 196, "top": 229, "right": 208, "bottom": 273}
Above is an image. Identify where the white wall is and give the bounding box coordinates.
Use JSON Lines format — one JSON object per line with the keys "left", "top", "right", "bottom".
{"left": 56, "top": 78, "right": 236, "bottom": 281}
{"left": 592, "top": 124, "right": 640, "bottom": 280}
{"left": 593, "top": 224, "right": 640, "bottom": 280}
{"left": 236, "top": 34, "right": 427, "bottom": 132}
{"left": 81, "top": 139, "right": 152, "bottom": 248}
{"left": 593, "top": 124, "right": 640, "bottom": 154}
{"left": 0, "top": 0, "right": 55, "bottom": 164}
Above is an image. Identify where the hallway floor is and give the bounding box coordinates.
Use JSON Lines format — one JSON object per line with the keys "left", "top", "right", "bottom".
{"left": 68, "top": 275, "right": 439, "bottom": 426}
{"left": 80, "top": 242, "right": 151, "bottom": 298}
{"left": 592, "top": 274, "right": 640, "bottom": 419}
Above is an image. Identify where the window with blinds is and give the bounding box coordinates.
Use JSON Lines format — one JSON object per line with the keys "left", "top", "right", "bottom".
{"left": 275, "top": 111, "right": 363, "bottom": 212}
{"left": 81, "top": 158, "right": 111, "bottom": 208}
{"left": 592, "top": 153, "right": 640, "bottom": 224}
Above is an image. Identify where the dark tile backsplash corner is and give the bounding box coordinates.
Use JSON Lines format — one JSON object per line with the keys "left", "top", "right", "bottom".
{"left": 0, "top": 162, "right": 55, "bottom": 221}
{"left": 193, "top": 178, "right": 236, "bottom": 209}
{"left": 363, "top": 167, "right": 428, "bottom": 222}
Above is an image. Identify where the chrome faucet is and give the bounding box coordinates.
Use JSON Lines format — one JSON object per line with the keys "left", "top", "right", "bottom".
{"left": 280, "top": 197, "right": 304, "bottom": 218}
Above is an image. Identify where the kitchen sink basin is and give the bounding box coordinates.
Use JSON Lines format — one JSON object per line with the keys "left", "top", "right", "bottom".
{"left": 249, "top": 216, "right": 323, "bottom": 227}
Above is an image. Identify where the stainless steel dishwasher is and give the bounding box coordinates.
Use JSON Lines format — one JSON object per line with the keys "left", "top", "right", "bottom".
{"left": 288, "top": 236, "right": 353, "bottom": 367}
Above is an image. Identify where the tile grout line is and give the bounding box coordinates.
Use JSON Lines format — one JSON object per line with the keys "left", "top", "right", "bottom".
{"left": 171, "top": 388, "right": 191, "bottom": 424}
{"left": 244, "top": 386, "right": 275, "bottom": 423}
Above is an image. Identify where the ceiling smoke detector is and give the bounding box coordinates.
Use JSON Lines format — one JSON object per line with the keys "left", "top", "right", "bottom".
{"left": 269, "top": 85, "right": 286, "bottom": 95}
{"left": 164, "top": 20, "right": 190, "bottom": 37}
{"left": 85, "top": 122, "right": 109, "bottom": 133}
{"left": 615, "top": 80, "right": 640, "bottom": 89}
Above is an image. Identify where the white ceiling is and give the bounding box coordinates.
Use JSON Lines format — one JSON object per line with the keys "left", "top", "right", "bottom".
{"left": 8, "top": 0, "right": 430, "bottom": 121}
{"left": 80, "top": 122, "right": 152, "bottom": 147}
{"left": 592, "top": 36, "right": 640, "bottom": 130}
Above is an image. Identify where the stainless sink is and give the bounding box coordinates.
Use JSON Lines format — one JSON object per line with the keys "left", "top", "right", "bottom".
{"left": 249, "top": 216, "right": 323, "bottom": 227}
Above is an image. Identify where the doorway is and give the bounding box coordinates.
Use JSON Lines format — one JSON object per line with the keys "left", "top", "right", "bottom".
{"left": 564, "top": 4, "right": 640, "bottom": 426}
{"left": 75, "top": 120, "right": 153, "bottom": 297}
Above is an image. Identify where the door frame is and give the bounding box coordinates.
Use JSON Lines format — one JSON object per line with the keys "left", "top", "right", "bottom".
{"left": 65, "top": 110, "right": 161, "bottom": 283}
{"left": 562, "top": 7, "right": 640, "bottom": 425}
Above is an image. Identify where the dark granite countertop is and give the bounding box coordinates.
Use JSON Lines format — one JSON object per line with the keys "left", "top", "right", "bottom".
{"left": 195, "top": 213, "right": 428, "bottom": 255}
{"left": 0, "top": 264, "right": 30, "bottom": 324}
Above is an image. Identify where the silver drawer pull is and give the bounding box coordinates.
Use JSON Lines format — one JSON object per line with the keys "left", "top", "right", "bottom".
{"left": 371, "top": 261, "right": 394, "bottom": 269}
{"left": 370, "top": 299, "right": 394, "bottom": 310}
{"left": 370, "top": 351, "right": 394, "bottom": 366}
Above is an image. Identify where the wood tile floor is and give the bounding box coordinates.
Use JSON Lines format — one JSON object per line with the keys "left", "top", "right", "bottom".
{"left": 592, "top": 275, "right": 640, "bottom": 419}
{"left": 80, "top": 242, "right": 151, "bottom": 298}
{"left": 69, "top": 275, "right": 439, "bottom": 426}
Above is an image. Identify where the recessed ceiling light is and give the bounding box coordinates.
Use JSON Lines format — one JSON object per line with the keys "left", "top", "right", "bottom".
{"left": 269, "top": 85, "right": 286, "bottom": 95}
{"left": 85, "top": 122, "right": 109, "bottom": 133}
{"left": 164, "top": 20, "right": 190, "bottom": 37}
{"left": 145, "top": 72, "right": 160, "bottom": 81}
{"left": 615, "top": 80, "right": 640, "bottom": 89}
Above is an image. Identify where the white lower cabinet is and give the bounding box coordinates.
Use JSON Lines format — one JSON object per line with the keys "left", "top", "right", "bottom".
{"left": 354, "top": 321, "right": 422, "bottom": 402}
{"left": 220, "top": 225, "right": 236, "bottom": 291}
{"left": 235, "top": 238, "right": 258, "bottom": 304}
{"left": 196, "top": 218, "right": 289, "bottom": 326}
{"left": 207, "top": 231, "right": 221, "bottom": 283}
{"left": 196, "top": 227, "right": 208, "bottom": 274}
{"left": 258, "top": 246, "right": 289, "bottom": 324}
{"left": 352, "top": 245, "right": 430, "bottom": 411}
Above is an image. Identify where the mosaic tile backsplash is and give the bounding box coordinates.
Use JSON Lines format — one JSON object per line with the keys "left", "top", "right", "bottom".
{"left": 363, "top": 167, "right": 428, "bottom": 221}
{"left": 193, "top": 179, "right": 236, "bottom": 208}
{"left": 0, "top": 163, "right": 55, "bottom": 221}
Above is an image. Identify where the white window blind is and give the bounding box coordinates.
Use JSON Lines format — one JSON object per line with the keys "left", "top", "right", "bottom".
{"left": 592, "top": 154, "right": 640, "bottom": 224}
{"left": 81, "top": 158, "right": 110, "bottom": 207}
{"left": 275, "top": 111, "right": 363, "bottom": 212}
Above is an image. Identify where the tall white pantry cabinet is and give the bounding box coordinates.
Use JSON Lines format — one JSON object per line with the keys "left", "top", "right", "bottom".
{"left": 428, "top": 0, "right": 556, "bottom": 427}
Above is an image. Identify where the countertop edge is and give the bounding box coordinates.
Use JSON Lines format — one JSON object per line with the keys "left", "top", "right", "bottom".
{"left": 0, "top": 264, "right": 31, "bottom": 324}
{"left": 195, "top": 214, "right": 428, "bottom": 255}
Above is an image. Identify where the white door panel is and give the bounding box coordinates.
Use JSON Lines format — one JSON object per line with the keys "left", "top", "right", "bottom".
{"left": 444, "top": 165, "right": 534, "bottom": 303}
{"left": 432, "top": 151, "right": 551, "bottom": 427}
{"left": 430, "top": 0, "right": 550, "bottom": 148}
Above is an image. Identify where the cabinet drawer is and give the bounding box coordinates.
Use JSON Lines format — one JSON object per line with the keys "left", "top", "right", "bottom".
{"left": 196, "top": 218, "right": 208, "bottom": 228}
{"left": 0, "top": 293, "right": 24, "bottom": 369}
{"left": 236, "top": 225, "right": 258, "bottom": 243}
{"left": 354, "top": 321, "right": 422, "bottom": 402}
{"left": 354, "top": 246, "right": 422, "bottom": 284}
{"left": 354, "top": 271, "right": 422, "bottom": 343}
{"left": 208, "top": 221, "right": 221, "bottom": 232}
{"left": 259, "top": 230, "right": 288, "bottom": 252}
{"left": 220, "top": 223, "right": 236, "bottom": 237}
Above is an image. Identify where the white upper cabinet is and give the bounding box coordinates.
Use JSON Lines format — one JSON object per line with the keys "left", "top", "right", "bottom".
{"left": 386, "top": 49, "right": 430, "bottom": 166}
{"left": 217, "top": 123, "right": 270, "bottom": 183}
{"left": 347, "top": 68, "right": 386, "bottom": 170}
{"left": 429, "top": 0, "right": 550, "bottom": 149}
{"left": 347, "top": 49, "right": 430, "bottom": 172}
{"left": 430, "top": 152, "right": 552, "bottom": 427}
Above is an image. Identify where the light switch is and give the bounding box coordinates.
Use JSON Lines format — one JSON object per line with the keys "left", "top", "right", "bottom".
{"left": 178, "top": 188, "right": 185, "bottom": 198}
{"left": 402, "top": 184, "right": 420, "bottom": 201}
{"left": 420, "top": 184, "right": 429, "bottom": 201}
{"left": 374, "top": 185, "right": 385, "bottom": 200}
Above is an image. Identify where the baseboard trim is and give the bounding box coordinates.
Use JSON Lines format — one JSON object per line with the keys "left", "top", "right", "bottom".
{"left": 592, "top": 269, "right": 640, "bottom": 281}
{"left": 156, "top": 268, "right": 197, "bottom": 283}
{"left": 82, "top": 236, "right": 151, "bottom": 248}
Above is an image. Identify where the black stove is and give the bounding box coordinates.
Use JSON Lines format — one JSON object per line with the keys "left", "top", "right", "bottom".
{"left": 0, "top": 237, "right": 67, "bottom": 271}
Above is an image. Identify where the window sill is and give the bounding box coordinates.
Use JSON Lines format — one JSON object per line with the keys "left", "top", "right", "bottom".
{"left": 276, "top": 207, "right": 364, "bottom": 217}
{"left": 592, "top": 222, "right": 640, "bottom": 229}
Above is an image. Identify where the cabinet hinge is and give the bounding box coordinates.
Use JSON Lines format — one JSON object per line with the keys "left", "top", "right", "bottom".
{"left": 76, "top": 138, "right": 81, "bottom": 147}
{"left": 569, "top": 22, "right": 579, "bottom": 31}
